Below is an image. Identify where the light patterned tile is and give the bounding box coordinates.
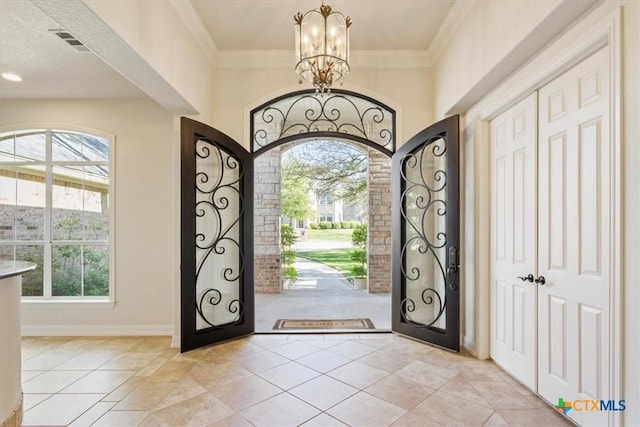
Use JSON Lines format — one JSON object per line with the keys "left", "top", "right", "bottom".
{"left": 395, "top": 360, "right": 457, "bottom": 389}
{"left": 53, "top": 352, "right": 117, "bottom": 370}
{"left": 290, "top": 375, "right": 358, "bottom": 410}
{"left": 68, "top": 401, "right": 116, "bottom": 427}
{"left": 22, "top": 351, "right": 80, "bottom": 370}
{"left": 22, "top": 394, "right": 51, "bottom": 411}
{"left": 147, "top": 360, "right": 197, "bottom": 382}
{"left": 483, "top": 412, "right": 509, "bottom": 426}
{"left": 409, "top": 390, "right": 494, "bottom": 426}
{"left": 22, "top": 370, "right": 89, "bottom": 393}
{"left": 112, "top": 382, "right": 175, "bottom": 411}
{"left": 154, "top": 376, "right": 208, "bottom": 410}
{"left": 21, "top": 370, "right": 44, "bottom": 382}
{"left": 237, "top": 350, "right": 289, "bottom": 374}
{"left": 270, "top": 341, "right": 320, "bottom": 359}
{"left": 209, "top": 374, "right": 282, "bottom": 411}
{"left": 61, "top": 370, "right": 135, "bottom": 393}
{"left": 357, "top": 348, "right": 414, "bottom": 372}
{"left": 296, "top": 349, "right": 351, "bottom": 373}
{"left": 328, "top": 341, "right": 376, "bottom": 359}
{"left": 92, "top": 410, "right": 150, "bottom": 426}
{"left": 496, "top": 409, "right": 574, "bottom": 426}
{"left": 305, "top": 340, "right": 342, "bottom": 349}
{"left": 99, "top": 352, "right": 163, "bottom": 371}
{"left": 364, "top": 374, "right": 435, "bottom": 410}
{"left": 327, "top": 361, "right": 388, "bottom": 389}
{"left": 189, "top": 361, "right": 254, "bottom": 390}
{"left": 439, "top": 376, "right": 493, "bottom": 408}
{"left": 327, "top": 392, "right": 406, "bottom": 426}
{"left": 301, "top": 413, "right": 347, "bottom": 426}
{"left": 240, "top": 393, "right": 320, "bottom": 427}
{"left": 258, "top": 361, "right": 320, "bottom": 390}
{"left": 22, "top": 393, "right": 104, "bottom": 426}
{"left": 102, "top": 376, "right": 145, "bottom": 402}
{"left": 469, "top": 381, "right": 537, "bottom": 409}
{"left": 152, "top": 393, "right": 235, "bottom": 426}
{"left": 210, "top": 414, "right": 254, "bottom": 427}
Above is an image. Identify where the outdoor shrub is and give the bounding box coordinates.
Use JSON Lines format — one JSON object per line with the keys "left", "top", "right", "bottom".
{"left": 283, "top": 266, "right": 298, "bottom": 282}
{"left": 341, "top": 221, "right": 351, "bottom": 229}
{"left": 350, "top": 264, "right": 367, "bottom": 278}
{"left": 281, "top": 250, "right": 296, "bottom": 266}
{"left": 331, "top": 222, "right": 341, "bottom": 229}
{"left": 280, "top": 224, "right": 296, "bottom": 250}
{"left": 351, "top": 223, "right": 367, "bottom": 248}
{"left": 319, "top": 221, "right": 331, "bottom": 229}
{"left": 350, "top": 221, "right": 360, "bottom": 228}
{"left": 309, "top": 223, "right": 319, "bottom": 229}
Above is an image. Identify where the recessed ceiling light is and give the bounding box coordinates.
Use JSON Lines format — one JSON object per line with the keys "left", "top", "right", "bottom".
{"left": 1, "top": 73, "right": 22, "bottom": 82}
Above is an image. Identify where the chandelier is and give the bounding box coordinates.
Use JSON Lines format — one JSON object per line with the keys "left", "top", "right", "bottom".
{"left": 294, "top": 2, "right": 351, "bottom": 94}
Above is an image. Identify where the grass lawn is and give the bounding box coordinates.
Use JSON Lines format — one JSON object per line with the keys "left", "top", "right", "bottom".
{"left": 296, "top": 248, "right": 363, "bottom": 280}
{"left": 305, "top": 228, "right": 354, "bottom": 243}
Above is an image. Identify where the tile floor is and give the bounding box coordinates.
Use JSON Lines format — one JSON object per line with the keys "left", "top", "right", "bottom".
{"left": 20, "top": 334, "right": 573, "bottom": 426}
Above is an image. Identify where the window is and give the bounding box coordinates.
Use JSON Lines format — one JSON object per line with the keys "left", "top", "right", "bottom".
{"left": 0, "top": 129, "right": 111, "bottom": 298}
{"left": 319, "top": 213, "right": 333, "bottom": 222}
{"left": 318, "top": 193, "right": 333, "bottom": 205}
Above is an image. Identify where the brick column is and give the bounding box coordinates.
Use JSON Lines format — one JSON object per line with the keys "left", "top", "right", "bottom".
{"left": 254, "top": 148, "right": 281, "bottom": 294}
{"left": 367, "top": 149, "right": 392, "bottom": 293}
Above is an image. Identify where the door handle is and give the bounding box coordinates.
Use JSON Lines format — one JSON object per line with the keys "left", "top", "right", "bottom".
{"left": 517, "top": 274, "right": 534, "bottom": 282}
{"left": 447, "top": 246, "right": 458, "bottom": 291}
{"left": 534, "top": 275, "right": 546, "bottom": 285}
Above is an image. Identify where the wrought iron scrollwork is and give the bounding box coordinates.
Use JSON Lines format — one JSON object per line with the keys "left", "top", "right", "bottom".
{"left": 194, "top": 139, "right": 244, "bottom": 329}
{"left": 251, "top": 90, "right": 395, "bottom": 153}
{"left": 400, "top": 136, "right": 448, "bottom": 328}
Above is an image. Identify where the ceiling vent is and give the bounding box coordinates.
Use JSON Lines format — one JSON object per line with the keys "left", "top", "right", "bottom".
{"left": 49, "top": 29, "right": 91, "bottom": 53}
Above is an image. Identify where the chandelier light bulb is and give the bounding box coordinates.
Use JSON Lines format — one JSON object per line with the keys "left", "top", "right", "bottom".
{"left": 294, "top": 2, "right": 351, "bottom": 94}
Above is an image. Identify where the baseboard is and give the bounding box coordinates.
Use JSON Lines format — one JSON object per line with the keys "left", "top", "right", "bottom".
{"left": 463, "top": 336, "right": 476, "bottom": 355}
{"left": 171, "top": 335, "right": 180, "bottom": 349}
{"left": 21, "top": 324, "right": 174, "bottom": 336}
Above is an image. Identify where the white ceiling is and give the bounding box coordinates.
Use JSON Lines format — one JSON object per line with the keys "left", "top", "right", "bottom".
{"left": 191, "top": 0, "right": 455, "bottom": 51}
{"left": 0, "top": 0, "right": 145, "bottom": 99}
{"left": 0, "top": 0, "right": 456, "bottom": 100}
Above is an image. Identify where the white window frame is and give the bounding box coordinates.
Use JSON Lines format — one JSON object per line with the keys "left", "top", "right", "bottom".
{"left": 0, "top": 125, "right": 115, "bottom": 305}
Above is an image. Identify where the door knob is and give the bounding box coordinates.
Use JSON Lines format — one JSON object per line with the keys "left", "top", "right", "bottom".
{"left": 517, "top": 274, "right": 534, "bottom": 282}
{"left": 534, "top": 275, "right": 546, "bottom": 285}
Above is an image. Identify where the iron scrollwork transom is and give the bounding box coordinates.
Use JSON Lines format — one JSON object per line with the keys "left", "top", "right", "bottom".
{"left": 194, "top": 138, "right": 244, "bottom": 329}
{"left": 400, "top": 135, "right": 448, "bottom": 329}
{"left": 251, "top": 90, "right": 395, "bottom": 154}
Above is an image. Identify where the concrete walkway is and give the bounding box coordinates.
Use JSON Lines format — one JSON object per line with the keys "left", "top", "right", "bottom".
{"left": 286, "top": 257, "right": 353, "bottom": 290}
{"left": 255, "top": 257, "right": 391, "bottom": 331}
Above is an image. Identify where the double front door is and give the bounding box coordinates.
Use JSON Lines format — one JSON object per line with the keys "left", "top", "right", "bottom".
{"left": 180, "top": 115, "right": 461, "bottom": 354}
{"left": 490, "top": 47, "right": 611, "bottom": 426}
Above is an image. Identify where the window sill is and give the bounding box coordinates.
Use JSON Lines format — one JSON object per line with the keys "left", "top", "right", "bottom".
{"left": 21, "top": 298, "right": 115, "bottom": 309}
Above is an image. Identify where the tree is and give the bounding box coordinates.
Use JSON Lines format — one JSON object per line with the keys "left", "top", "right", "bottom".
{"left": 281, "top": 159, "right": 315, "bottom": 221}
{"left": 284, "top": 140, "right": 368, "bottom": 205}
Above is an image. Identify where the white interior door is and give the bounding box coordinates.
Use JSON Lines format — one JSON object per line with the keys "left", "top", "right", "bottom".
{"left": 538, "top": 47, "right": 610, "bottom": 426}
{"left": 490, "top": 93, "right": 538, "bottom": 390}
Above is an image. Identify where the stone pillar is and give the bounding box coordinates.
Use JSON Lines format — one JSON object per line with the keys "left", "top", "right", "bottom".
{"left": 367, "top": 149, "right": 392, "bottom": 293}
{"left": 254, "top": 148, "right": 281, "bottom": 293}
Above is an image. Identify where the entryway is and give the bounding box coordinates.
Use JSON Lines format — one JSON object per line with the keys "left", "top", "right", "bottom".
{"left": 179, "top": 89, "right": 461, "bottom": 353}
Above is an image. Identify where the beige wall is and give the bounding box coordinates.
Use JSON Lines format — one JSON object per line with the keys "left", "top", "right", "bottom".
{"left": 212, "top": 66, "right": 433, "bottom": 150}
{"left": 0, "top": 98, "right": 176, "bottom": 333}
{"left": 83, "top": 0, "right": 216, "bottom": 123}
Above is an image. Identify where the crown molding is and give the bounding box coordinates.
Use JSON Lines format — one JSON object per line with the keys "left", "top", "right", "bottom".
{"left": 169, "top": 1, "right": 471, "bottom": 70}
{"left": 214, "top": 49, "right": 431, "bottom": 69}
{"left": 169, "top": 0, "right": 218, "bottom": 66}
{"left": 424, "top": 0, "right": 476, "bottom": 66}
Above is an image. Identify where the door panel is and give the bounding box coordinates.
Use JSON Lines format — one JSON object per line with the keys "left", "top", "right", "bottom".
{"left": 538, "top": 47, "right": 610, "bottom": 426}
{"left": 392, "top": 115, "right": 459, "bottom": 351}
{"left": 490, "top": 94, "right": 537, "bottom": 390}
{"left": 181, "top": 118, "right": 254, "bottom": 352}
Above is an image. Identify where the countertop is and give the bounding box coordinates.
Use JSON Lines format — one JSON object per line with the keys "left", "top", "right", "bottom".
{"left": 0, "top": 261, "right": 37, "bottom": 280}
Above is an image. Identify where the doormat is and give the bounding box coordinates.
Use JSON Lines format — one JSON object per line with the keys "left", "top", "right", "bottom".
{"left": 273, "top": 318, "right": 375, "bottom": 330}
